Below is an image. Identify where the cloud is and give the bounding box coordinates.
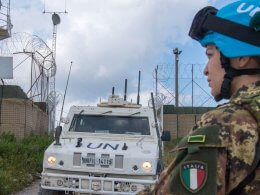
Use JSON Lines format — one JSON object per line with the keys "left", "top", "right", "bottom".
{"left": 53, "top": 0, "right": 209, "bottom": 100}
{"left": 8, "top": 0, "right": 211, "bottom": 111}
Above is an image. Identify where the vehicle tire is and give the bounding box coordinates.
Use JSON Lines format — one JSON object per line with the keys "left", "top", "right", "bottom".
{"left": 156, "top": 160, "right": 164, "bottom": 174}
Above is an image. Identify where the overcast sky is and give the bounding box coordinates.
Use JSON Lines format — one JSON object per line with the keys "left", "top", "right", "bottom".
{"left": 2, "top": 0, "right": 237, "bottom": 121}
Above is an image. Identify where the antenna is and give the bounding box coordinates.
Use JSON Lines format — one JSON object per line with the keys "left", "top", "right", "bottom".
{"left": 43, "top": 0, "right": 68, "bottom": 14}
{"left": 65, "top": 0, "right": 68, "bottom": 13}
{"left": 137, "top": 70, "right": 141, "bottom": 105}
{"left": 124, "top": 79, "right": 127, "bottom": 101}
{"left": 112, "top": 87, "right": 115, "bottom": 96}
{"left": 59, "top": 61, "right": 73, "bottom": 126}
{"left": 43, "top": 0, "right": 45, "bottom": 13}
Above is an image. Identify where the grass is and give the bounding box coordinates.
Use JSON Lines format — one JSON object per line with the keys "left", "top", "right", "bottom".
{"left": 163, "top": 137, "right": 183, "bottom": 166}
{"left": 0, "top": 132, "right": 53, "bottom": 195}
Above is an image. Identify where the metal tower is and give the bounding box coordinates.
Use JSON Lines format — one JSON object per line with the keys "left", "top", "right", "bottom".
{"left": 48, "top": 13, "right": 60, "bottom": 132}
{"left": 0, "top": 0, "right": 12, "bottom": 40}
{"left": 43, "top": 0, "right": 68, "bottom": 132}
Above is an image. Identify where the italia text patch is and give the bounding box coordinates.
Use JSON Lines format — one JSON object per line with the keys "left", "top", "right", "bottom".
{"left": 180, "top": 161, "right": 207, "bottom": 193}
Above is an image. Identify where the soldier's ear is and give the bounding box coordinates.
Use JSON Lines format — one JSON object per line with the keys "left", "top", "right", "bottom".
{"left": 231, "top": 57, "right": 250, "bottom": 69}
{"left": 238, "top": 57, "right": 251, "bottom": 68}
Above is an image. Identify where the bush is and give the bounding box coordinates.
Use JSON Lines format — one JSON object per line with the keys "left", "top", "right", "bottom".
{"left": 0, "top": 133, "right": 53, "bottom": 195}
{"left": 0, "top": 132, "right": 16, "bottom": 142}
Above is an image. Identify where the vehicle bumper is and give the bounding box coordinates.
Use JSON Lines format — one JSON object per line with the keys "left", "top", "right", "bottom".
{"left": 41, "top": 172, "right": 156, "bottom": 194}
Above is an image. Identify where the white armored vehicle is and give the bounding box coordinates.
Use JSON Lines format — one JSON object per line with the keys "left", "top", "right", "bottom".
{"left": 40, "top": 93, "right": 170, "bottom": 195}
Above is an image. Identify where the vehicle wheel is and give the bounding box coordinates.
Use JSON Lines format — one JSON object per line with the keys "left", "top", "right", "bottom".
{"left": 156, "top": 160, "right": 164, "bottom": 174}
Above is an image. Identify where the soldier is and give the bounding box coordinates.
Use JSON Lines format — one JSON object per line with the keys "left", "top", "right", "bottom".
{"left": 138, "top": 0, "right": 259, "bottom": 194}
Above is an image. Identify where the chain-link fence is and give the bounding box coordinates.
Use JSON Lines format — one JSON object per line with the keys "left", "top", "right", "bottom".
{"left": 153, "top": 62, "right": 218, "bottom": 108}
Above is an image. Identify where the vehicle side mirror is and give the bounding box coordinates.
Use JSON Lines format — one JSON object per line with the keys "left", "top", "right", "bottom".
{"left": 54, "top": 126, "right": 62, "bottom": 145}
{"left": 161, "top": 130, "right": 171, "bottom": 141}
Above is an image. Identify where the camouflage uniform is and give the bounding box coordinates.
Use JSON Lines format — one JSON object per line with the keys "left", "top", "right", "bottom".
{"left": 138, "top": 81, "right": 260, "bottom": 195}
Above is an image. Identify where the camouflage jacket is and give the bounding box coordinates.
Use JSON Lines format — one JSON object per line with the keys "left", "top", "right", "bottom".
{"left": 138, "top": 81, "right": 260, "bottom": 195}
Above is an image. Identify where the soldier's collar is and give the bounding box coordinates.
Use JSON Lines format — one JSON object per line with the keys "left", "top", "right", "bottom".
{"left": 230, "top": 81, "right": 260, "bottom": 102}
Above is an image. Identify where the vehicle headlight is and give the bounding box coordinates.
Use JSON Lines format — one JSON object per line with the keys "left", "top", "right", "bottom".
{"left": 48, "top": 156, "right": 56, "bottom": 165}
{"left": 142, "top": 161, "right": 152, "bottom": 171}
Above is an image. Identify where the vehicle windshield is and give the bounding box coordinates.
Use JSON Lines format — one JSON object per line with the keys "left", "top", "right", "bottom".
{"left": 69, "top": 114, "right": 150, "bottom": 135}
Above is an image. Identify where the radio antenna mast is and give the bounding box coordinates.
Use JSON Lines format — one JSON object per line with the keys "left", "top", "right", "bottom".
{"left": 43, "top": 0, "right": 68, "bottom": 132}
{"left": 59, "top": 61, "right": 72, "bottom": 126}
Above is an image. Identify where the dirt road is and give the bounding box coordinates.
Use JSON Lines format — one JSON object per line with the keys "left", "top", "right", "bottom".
{"left": 15, "top": 180, "right": 40, "bottom": 195}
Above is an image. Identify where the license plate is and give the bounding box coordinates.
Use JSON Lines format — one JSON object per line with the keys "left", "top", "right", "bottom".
{"left": 82, "top": 157, "right": 113, "bottom": 165}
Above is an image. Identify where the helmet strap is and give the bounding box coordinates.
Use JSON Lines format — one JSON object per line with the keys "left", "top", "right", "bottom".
{"left": 215, "top": 70, "right": 234, "bottom": 101}
{"left": 214, "top": 53, "right": 232, "bottom": 101}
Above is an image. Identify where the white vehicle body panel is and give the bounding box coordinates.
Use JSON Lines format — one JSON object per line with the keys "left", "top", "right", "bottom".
{"left": 41, "top": 96, "right": 163, "bottom": 194}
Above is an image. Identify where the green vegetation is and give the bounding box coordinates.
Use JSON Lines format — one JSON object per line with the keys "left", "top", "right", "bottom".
{"left": 0, "top": 132, "right": 53, "bottom": 195}
{"left": 163, "top": 137, "right": 183, "bottom": 166}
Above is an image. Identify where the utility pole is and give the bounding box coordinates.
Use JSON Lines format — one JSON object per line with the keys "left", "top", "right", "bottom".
{"left": 192, "top": 64, "right": 194, "bottom": 112}
{"left": 173, "top": 48, "right": 182, "bottom": 142}
{"left": 173, "top": 48, "right": 182, "bottom": 108}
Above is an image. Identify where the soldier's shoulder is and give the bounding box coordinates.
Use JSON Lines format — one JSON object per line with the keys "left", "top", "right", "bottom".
{"left": 198, "top": 101, "right": 256, "bottom": 129}
{"left": 200, "top": 102, "right": 236, "bottom": 120}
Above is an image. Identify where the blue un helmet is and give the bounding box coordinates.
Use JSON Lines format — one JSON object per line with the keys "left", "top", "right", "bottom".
{"left": 189, "top": 0, "right": 260, "bottom": 101}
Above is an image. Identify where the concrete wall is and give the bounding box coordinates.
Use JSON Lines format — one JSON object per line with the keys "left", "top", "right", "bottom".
{"left": 0, "top": 99, "right": 48, "bottom": 138}
{"left": 163, "top": 114, "right": 202, "bottom": 139}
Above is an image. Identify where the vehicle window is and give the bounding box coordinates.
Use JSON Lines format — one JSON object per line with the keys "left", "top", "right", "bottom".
{"left": 69, "top": 114, "right": 150, "bottom": 135}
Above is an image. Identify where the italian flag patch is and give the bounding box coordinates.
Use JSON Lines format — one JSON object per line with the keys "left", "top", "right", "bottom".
{"left": 180, "top": 161, "right": 207, "bottom": 193}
